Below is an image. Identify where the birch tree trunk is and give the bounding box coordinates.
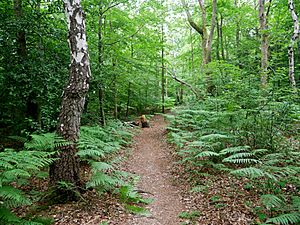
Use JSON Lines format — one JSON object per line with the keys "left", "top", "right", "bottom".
{"left": 288, "top": 0, "right": 299, "bottom": 89}
{"left": 49, "top": 0, "right": 91, "bottom": 198}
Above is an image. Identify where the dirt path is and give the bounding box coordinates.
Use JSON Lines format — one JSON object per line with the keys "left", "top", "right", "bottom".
{"left": 123, "top": 114, "right": 185, "bottom": 225}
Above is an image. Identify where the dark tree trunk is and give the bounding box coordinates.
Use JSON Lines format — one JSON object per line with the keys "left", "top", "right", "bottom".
{"left": 49, "top": 0, "right": 91, "bottom": 199}
{"left": 99, "top": 84, "right": 106, "bottom": 126}
{"left": 161, "top": 23, "right": 165, "bottom": 114}
{"left": 288, "top": 0, "right": 299, "bottom": 89}
{"left": 13, "top": 0, "right": 26, "bottom": 57}
{"left": 98, "top": 4, "right": 106, "bottom": 126}
{"left": 125, "top": 82, "right": 131, "bottom": 119}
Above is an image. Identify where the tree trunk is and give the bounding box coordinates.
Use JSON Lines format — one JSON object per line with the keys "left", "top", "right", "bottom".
{"left": 98, "top": 84, "right": 106, "bottom": 125}
{"left": 190, "top": 28, "right": 194, "bottom": 73}
{"left": 49, "top": 0, "right": 91, "bottom": 199}
{"left": 98, "top": 3, "right": 106, "bottom": 126}
{"left": 198, "top": 0, "right": 217, "bottom": 65}
{"left": 288, "top": 0, "right": 299, "bottom": 89}
{"left": 182, "top": 0, "right": 217, "bottom": 94}
{"left": 125, "top": 82, "right": 131, "bottom": 119}
{"left": 13, "top": 0, "right": 26, "bottom": 57}
{"left": 216, "top": 12, "right": 225, "bottom": 61}
{"left": 220, "top": 14, "right": 225, "bottom": 60}
{"left": 161, "top": 23, "right": 165, "bottom": 114}
{"left": 258, "top": 0, "right": 272, "bottom": 87}
{"left": 216, "top": 15, "right": 220, "bottom": 61}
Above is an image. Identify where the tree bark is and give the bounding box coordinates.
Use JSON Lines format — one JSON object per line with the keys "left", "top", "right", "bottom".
{"left": 13, "top": 0, "right": 26, "bottom": 57}
{"left": 166, "top": 68, "right": 199, "bottom": 99}
{"left": 182, "top": 0, "right": 217, "bottom": 94}
{"left": 288, "top": 0, "right": 299, "bottom": 89}
{"left": 161, "top": 23, "right": 165, "bottom": 114}
{"left": 49, "top": 0, "right": 91, "bottom": 199}
{"left": 258, "top": 0, "right": 272, "bottom": 87}
{"left": 125, "top": 82, "right": 131, "bottom": 119}
{"left": 190, "top": 28, "right": 194, "bottom": 73}
{"left": 98, "top": 4, "right": 106, "bottom": 126}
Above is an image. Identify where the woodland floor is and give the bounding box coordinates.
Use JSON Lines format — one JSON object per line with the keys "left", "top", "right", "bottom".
{"left": 18, "top": 114, "right": 259, "bottom": 225}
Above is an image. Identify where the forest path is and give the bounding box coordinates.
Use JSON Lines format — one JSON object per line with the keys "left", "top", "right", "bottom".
{"left": 123, "top": 114, "right": 185, "bottom": 225}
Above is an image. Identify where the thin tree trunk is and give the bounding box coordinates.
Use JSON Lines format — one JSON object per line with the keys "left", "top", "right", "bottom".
{"left": 98, "top": 84, "right": 106, "bottom": 125}
{"left": 216, "top": 15, "right": 220, "bottom": 61}
{"left": 235, "top": 0, "right": 241, "bottom": 66}
{"left": 288, "top": 0, "right": 299, "bottom": 89}
{"left": 216, "top": 13, "right": 225, "bottom": 60}
{"left": 125, "top": 82, "right": 131, "bottom": 119}
{"left": 220, "top": 13, "right": 225, "bottom": 60}
{"left": 190, "top": 28, "right": 194, "bottom": 72}
{"left": 98, "top": 3, "right": 106, "bottom": 126}
{"left": 258, "top": 0, "right": 272, "bottom": 87}
{"left": 113, "top": 72, "right": 118, "bottom": 119}
{"left": 13, "top": 0, "right": 26, "bottom": 57}
{"left": 161, "top": 23, "right": 165, "bottom": 114}
{"left": 49, "top": 0, "right": 91, "bottom": 199}
{"left": 235, "top": 0, "right": 240, "bottom": 49}
{"left": 180, "top": 84, "right": 184, "bottom": 103}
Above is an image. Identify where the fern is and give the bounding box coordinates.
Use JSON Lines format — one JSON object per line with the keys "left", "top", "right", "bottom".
{"left": 261, "top": 194, "right": 284, "bottom": 210}
{"left": 86, "top": 173, "right": 120, "bottom": 189}
{"left": 223, "top": 158, "right": 261, "bottom": 164}
{"left": 230, "top": 167, "right": 275, "bottom": 179}
{"left": 266, "top": 213, "right": 300, "bottom": 225}
{"left": 195, "top": 151, "right": 219, "bottom": 158}
{"left": 90, "top": 161, "right": 114, "bottom": 172}
{"left": 0, "top": 186, "right": 31, "bottom": 208}
{"left": 219, "top": 146, "right": 250, "bottom": 155}
{"left": 0, "top": 148, "right": 54, "bottom": 225}
{"left": 199, "top": 134, "right": 233, "bottom": 142}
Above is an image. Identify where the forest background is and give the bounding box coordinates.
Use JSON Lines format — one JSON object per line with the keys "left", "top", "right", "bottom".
{"left": 1, "top": 0, "right": 300, "bottom": 224}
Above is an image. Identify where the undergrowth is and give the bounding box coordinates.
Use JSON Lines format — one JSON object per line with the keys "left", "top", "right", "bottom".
{"left": 166, "top": 86, "right": 300, "bottom": 224}
{"left": 0, "top": 119, "right": 137, "bottom": 224}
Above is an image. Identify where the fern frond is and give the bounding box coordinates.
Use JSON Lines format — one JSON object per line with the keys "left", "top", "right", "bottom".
{"left": 199, "top": 134, "right": 233, "bottom": 142}
{"left": 86, "top": 173, "right": 119, "bottom": 189}
{"left": 266, "top": 213, "right": 300, "bottom": 225}
{"left": 261, "top": 194, "right": 284, "bottom": 209}
{"left": 2, "top": 169, "right": 31, "bottom": 180}
{"left": 195, "top": 151, "right": 219, "bottom": 158}
{"left": 223, "top": 152, "right": 254, "bottom": 159}
{"left": 252, "top": 149, "right": 269, "bottom": 155}
{"left": 0, "top": 206, "right": 20, "bottom": 224}
{"left": 189, "top": 141, "right": 209, "bottom": 148}
{"left": 91, "top": 161, "right": 114, "bottom": 172}
{"left": 223, "top": 158, "right": 261, "bottom": 164}
{"left": 0, "top": 186, "right": 31, "bottom": 207}
{"left": 219, "top": 146, "right": 250, "bottom": 155}
{"left": 76, "top": 149, "right": 105, "bottom": 158}
{"left": 230, "top": 167, "right": 275, "bottom": 179}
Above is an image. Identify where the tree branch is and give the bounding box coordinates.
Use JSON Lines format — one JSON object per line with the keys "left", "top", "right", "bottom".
{"left": 105, "top": 24, "right": 145, "bottom": 46}
{"left": 165, "top": 67, "right": 200, "bottom": 98}
{"left": 181, "top": 0, "right": 203, "bottom": 36}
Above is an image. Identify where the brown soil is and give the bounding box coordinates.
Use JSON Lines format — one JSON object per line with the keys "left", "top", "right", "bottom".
{"left": 122, "top": 114, "right": 186, "bottom": 225}
{"left": 17, "top": 114, "right": 258, "bottom": 224}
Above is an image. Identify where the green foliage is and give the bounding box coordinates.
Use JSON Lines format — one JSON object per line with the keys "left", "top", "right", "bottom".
{"left": 118, "top": 186, "right": 152, "bottom": 216}
{"left": 265, "top": 213, "right": 300, "bottom": 225}
{"left": 167, "top": 83, "right": 300, "bottom": 223}
{"left": 78, "top": 123, "right": 134, "bottom": 193}
{"left": 0, "top": 149, "right": 54, "bottom": 225}
{"left": 178, "top": 210, "right": 201, "bottom": 220}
